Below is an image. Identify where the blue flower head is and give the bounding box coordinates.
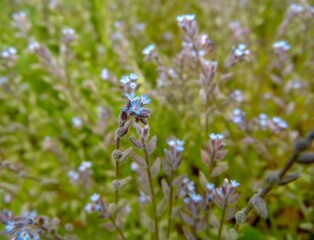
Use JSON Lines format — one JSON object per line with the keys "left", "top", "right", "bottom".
{"left": 17, "top": 230, "right": 31, "bottom": 240}
{"left": 6, "top": 221, "right": 15, "bottom": 232}
{"left": 141, "top": 94, "right": 151, "bottom": 105}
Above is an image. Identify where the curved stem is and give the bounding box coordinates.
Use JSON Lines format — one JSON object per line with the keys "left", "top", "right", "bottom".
{"left": 142, "top": 138, "right": 159, "bottom": 240}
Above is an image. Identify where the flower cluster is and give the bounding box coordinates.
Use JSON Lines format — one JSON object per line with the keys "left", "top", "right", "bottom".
{"left": 201, "top": 133, "right": 228, "bottom": 167}
{"left": 225, "top": 43, "right": 250, "bottom": 68}
{"left": 85, "top": 193, "right": 103, "bottom": 213}
{"left": 142, "top": 44, "right": 158, "bottom": 61}
{"left": 61, "top": 27, "right": 76, "bottom": 44}
{"left": 1, "top": 47, "right": 18, "bottom": 66}
{"left": 214, "top": 178, "right": 240, "bottom": 208}
{"left": 163, "top": 138, "right": 185, "bottom": 173}
{"left": 12, "top": 11, "right": 31, "bottom": 35}
{"left": 68, "top": 161, "right": 92, "bottom": 183}
{"left": 120, "top": 73, "right": 139, "bottom": 93}
{"left": 273, "top": 40, "right": 291, "bottom": 53}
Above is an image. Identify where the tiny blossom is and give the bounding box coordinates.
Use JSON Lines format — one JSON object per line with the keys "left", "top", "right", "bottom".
{"left": 258, "top": 113, "right": 268, "bottom": 127}
{"left": 232, "top": 108, "right": 245, "bottom": 124}
{"left": 176, "top": 14, "right": 195, "bottom": 23}
{"left": 6, "top": 221, "right": 15, "bottom": 232}
{"left": 78, "top": 161, "right": 92, "bottom": 172}
{"left": 231, "top": 89, "right": 243, "bottom": 102}
{"left": 129, "top": 82, "right": 137, "bottom": 90}
{"left": 28, "top": 41, "right": 40, "bottom": 51}
{"left": 206, "top": 183, "right": 215, "bottom": 191}
{"left": 17, "top": 230, "right": 31, "bottom": 240}
{"left": 68, "top": 170, "right": 79, "bottom": 181}
{"left": 231, "top": 180, "right": 240, "bottom": 188}
{"left": 190, "top": 193, "right": 203, "bottom": 203}
{"left": 289, "top": 3, "right": 304, "bottom": 13}
{"left": 142, "top": 44, "right": 155, "bottom": 56}
{"left": 139, "top": 191, "right": 151, "bottom": 203}
{"left": 273, "top": 40, "right": 291, "bottom": 51}
{"left": 130, "top": 162, "right": 139, "bottom": 171}
{"left": 100, "top": 68, "right": 109, "bottom": 80}
{"left": 90, "top": 193, "right": 100, "bottom": 202}
{"left": 1, "top": 47, "right": 17, "bottom": 59}
{"left": 140, "top": 95, "right": 152, "bottom": 105}
{"left": 209, "top": 133, "right": 224, "bottom": 140}
{"left": 234, "top": 43, "right": 250, "bottom": 57}
{"left": 167, "top": 138, "right": 185, "bottom": 152}
{"left": 62, "top": 28, "right": 75, "bottom": 36}
{"left": 272, "top": 116, "right": 288, "bottom": 128}
{"left": 84, "top": 203, "right": 93, "bottom": 213}
{"left": 120, "top": 73, "right": 138, "bottom": 85}
{"left": 72, "top": 117, "right": 82, "bottom": 128}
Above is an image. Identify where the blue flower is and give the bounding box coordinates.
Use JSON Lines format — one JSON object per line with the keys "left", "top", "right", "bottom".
{"left": 130, "top": 100, "right": 144, "bottom": 115}
{"left": 6, "top": 221, "right": 15, "bottom": 232}
{"left": 17, "top": 230, "right": 31, "bottom": 240}
{"left": 140, "top": 95, "right": 151, "bottom": 105}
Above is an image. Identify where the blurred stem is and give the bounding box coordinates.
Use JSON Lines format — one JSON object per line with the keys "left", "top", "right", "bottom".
{"left": 115, "top": 137, "right": 121, "bottom": 205}
{"left": 141, "top": 137, "right": 159, "bottom": 240}
{"left": 166, "top": 170, "right": 174, "bottom": 239}
{"left": 109, "top": 216, "right": 126, "bottom": 240}
{"left": 239, "top": 131, "right": 314, "bottom": 225}
{"left": 192, "top": 218, "right": 198, "bottom": 239}
{"left": 218, "top": 198, "right": 227, "bottom": 240}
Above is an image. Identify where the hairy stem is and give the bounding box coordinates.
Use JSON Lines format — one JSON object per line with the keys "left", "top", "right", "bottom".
{"left": 142, "top": 138, "right": 159, "bottom": 240}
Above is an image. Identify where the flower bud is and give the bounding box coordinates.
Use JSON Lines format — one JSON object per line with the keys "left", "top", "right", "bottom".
{"left": 111, "top": 150, "right": 122, "bottom": 161}
{"left": 298, "top": 152, "right": 314, "bottom": 165}
{"left": 235, "top": 211, "right": 247, "bottom": 224}
{"left": 251, "top": 195, "right": 268, "bottom": 218}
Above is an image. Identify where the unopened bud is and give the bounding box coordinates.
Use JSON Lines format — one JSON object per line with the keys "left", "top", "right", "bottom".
{"left": 265, "top": 172, "right": 279, "bottom": 184}
{"left": 251, "top": 195, "right": 268, "bottom": 218}
{"left": 112, "top": 150, "right": 122, "bottom": 161}
{"left": 37, "top": 216, "right": 46, "bottom": 226}
{"left": 307, "top": 128, "right": 314, "bottom": 141}
{"left": 143, "top": 125, "right": 150, "bottom": 138}
{"left": 278, "top": 172, "right": 299, "bottom": 185}
{"left": 235, "top": 211, "right": 247, "bottom": 224}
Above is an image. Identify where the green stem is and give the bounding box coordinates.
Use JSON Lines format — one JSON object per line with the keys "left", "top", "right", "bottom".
{"left": 166, "top": 171, "right": 174, "bottom": 239}
{"left": 218, "top": 198, "right": 227, "bottom": 240}
{"left": 142, "top": 138, "right": 159, "bottom": 240}
{"left": 110, "top": 216, "right": 126, "bottom": 240}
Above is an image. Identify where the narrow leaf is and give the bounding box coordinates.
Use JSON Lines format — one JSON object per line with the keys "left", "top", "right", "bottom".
{"left": 130, "top": 137, "right": 143, "bottom": 149}
{"left": 147, "top": 136, "right": 157, "bottom": 154}
{"left": 161, "top": 179, "right": 170, "bottom": 197}
{"left": 151, "top": 157, "right": 161, "bottom": 178}
{"left": 180, "top": 212, "right": 193, "bottom": 226}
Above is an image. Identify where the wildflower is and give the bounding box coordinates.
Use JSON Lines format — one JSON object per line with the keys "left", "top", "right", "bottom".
{"left": 139, "top": 191, "right": 151, "bottom": 203}
{"left": 1, "top": 47, "right": 17, "bottom": 59}
{"left": 6, "top": 221, "right": 15, "bottom": 232}
{"left": 289, "top": 3, "right": 304, "bottom": 14}
{"left": 176, "top": 14, "right": 195, "bottom": 24}
{"left": 206, "top": 183, "right": 215, "bottom": 191}
{"left": 234, "top": 43, "right": 250, "bottom": 57}
{"left": 273, "top": 40, "right": 291, "bottom": 52}
{"left": 62, "top": 28, "right": 75, "bottom": 37}
{"left": 142, "top": 44, "right": 155, "bottom": 56}
{"left": 68, "top": 170, "right": 79, "bottom": 181}
{"left": 90, "top": 193, "right": 100, "bottom": 202}
{"left": 78, "top": 161, "right": 92, "bottom": 172}
{"left": 84, "top": 203, "right": 93, "bottom": 213}
{"left": 72, "top": 117, "right": 82, "bottom": 129}
{"left": 17, "top": 229, "right": 31, "bottom": 240}
{"left": 209, "top": 133, "right": 224, "bottom": 140}
{"left": 272, "top": 117, "right": 288, "bottom": 129}
{"left": 130, "top": 162, "right": 139, "bottom": 171}
{"left": 258, "top": 113, "right": 268, "bottom": 127}
{"left": 167, "top": 138, "right": 185, "bottom": 152}
{"left": 100, "top": 68, "right": 109, "bottom": 80}
{"left": 28, "top": 41, "right": 40, "bottom": 52}
{"left": 232, "top": 108, "right": 245, "bottom": 124}
{"left": 231, "top": 89, "right": 243, "bottom": 102}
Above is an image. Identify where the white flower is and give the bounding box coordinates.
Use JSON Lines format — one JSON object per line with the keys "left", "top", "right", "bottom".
{"left": 68, "top": 170, "right": 79, "bottom": 181}
{"left": 84, "top": 203, "right": 93, "bottom": 213}
{"left": 234, "top": 43, "right": 250, "bottom": 57}
{"left": 231, "top": 180, "right": 240, "bottom": 188}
